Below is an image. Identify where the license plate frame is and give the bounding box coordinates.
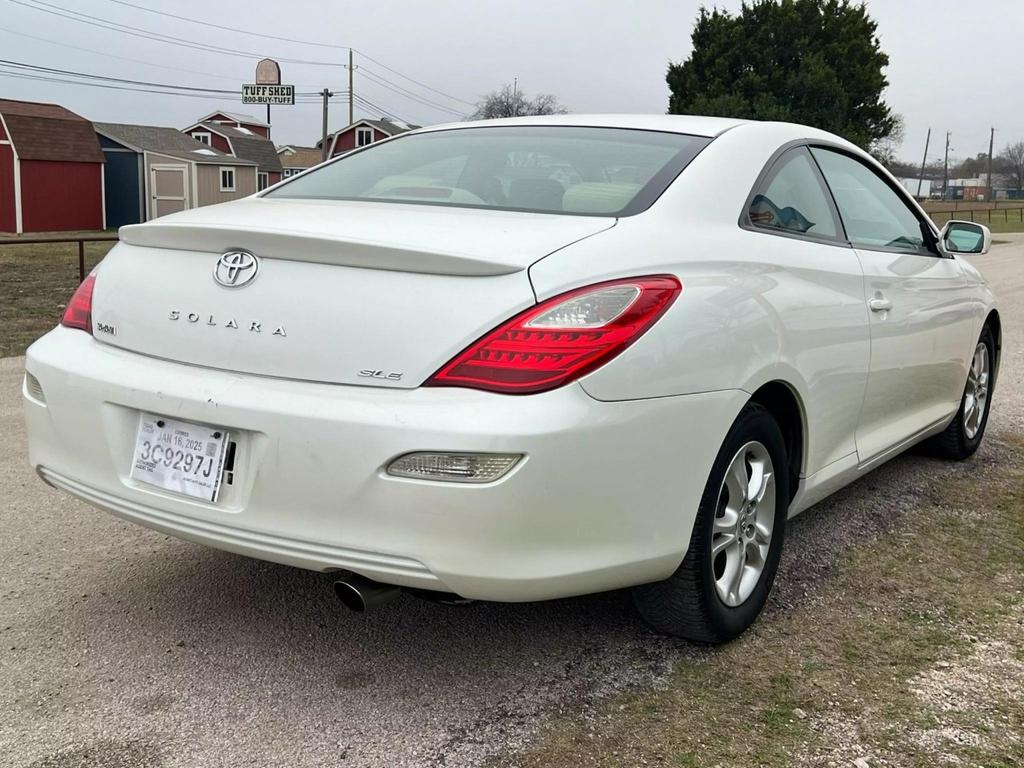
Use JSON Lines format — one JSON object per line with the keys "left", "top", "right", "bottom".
{"left": 129, "top": 412, "right": 230, "bottom": 502}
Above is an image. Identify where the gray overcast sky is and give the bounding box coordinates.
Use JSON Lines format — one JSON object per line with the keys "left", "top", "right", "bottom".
{"left": 1, "top": 0, "right": 1022, "bottom": 163}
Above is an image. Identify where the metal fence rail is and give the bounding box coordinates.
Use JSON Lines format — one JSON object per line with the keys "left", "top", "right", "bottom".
{"left": 922, "top": 203, "right": 1024, "bottom": 226}
{"left": 0, "top": 235, "right": 119, "bottom": 282}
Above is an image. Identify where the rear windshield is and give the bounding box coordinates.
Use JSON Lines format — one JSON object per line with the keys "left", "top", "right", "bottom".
{"left": 266, "top": 126, "right": 711, "bottom": 216}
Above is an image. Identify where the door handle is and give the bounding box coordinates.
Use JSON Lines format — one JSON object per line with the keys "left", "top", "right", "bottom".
{"left": 869, "top": 297, "right": 893, "bottom": 312}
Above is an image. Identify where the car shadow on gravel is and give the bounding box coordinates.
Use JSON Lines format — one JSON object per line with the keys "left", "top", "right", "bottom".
{"left": 34, "top": 534, "right": 685, "bottom": 689}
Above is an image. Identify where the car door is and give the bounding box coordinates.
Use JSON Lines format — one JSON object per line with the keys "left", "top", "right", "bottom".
{"left": 810, "top": 147, "right": 976, "bottom": 464}
{"left": 741, "top": 146, "right": 870, "bottom": 477}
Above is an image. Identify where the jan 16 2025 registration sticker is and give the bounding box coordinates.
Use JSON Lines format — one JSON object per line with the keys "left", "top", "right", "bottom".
{"left": 129, "top": 413, "right": 229, "bottom": 502}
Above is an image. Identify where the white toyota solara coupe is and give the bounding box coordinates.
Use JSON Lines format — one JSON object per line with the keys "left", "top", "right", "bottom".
{"left": 23, "top": 115, "right": 998, "bottom": 642}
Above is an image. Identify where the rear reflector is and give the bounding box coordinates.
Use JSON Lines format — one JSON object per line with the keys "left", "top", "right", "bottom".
{"left": 426, "top": 275, "right": 681, "bottom": 394}
{"left": 60, "top": 275, "right": 96, "bottom": 333}
{"left": 24, "top": 372, "right": 45, "bottom": 404}
{"left": 387, "top": 452, "right": 522, "bottom": 483}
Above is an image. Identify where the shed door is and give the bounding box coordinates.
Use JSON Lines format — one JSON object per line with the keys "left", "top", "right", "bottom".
{"left": 150, "top": 165, "right": 188, "bottom": 218}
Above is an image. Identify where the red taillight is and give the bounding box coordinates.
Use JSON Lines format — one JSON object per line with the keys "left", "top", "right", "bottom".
{"left": 426, "top": 275, "right": 682, "bottom": 394}
{"left": 60, "top": 274, "right": 96, "bottom": 333}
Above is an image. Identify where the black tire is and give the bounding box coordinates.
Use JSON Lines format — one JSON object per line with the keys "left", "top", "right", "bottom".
{"left": 633, "top": 403, "right": 790, "bottom": 643}
{"left": 923, "top": 325, "right": 996, "bottom": 460}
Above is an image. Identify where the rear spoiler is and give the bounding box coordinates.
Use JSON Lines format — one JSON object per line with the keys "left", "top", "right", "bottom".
{"left": 119, "top": 222, "right": 525, "bottom": 277}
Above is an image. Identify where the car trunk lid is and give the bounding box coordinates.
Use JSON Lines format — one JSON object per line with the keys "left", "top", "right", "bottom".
{"left": 92, "top": 198, "right": 614, "bottom": 387}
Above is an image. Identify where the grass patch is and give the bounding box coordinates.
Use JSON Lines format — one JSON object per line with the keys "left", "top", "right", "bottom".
{"left": 0, "top": 232, "right": 116, "bottom": 357}
{"left": 929, "top": 209, "right": 1024, "bottom": 233}
{"left": 491, "top": 439, "right": 1024, "bottom": 767}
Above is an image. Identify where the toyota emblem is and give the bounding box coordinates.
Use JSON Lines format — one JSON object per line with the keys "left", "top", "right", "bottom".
{"left": 214, "top": 251, "right": 260, "bottom": 288}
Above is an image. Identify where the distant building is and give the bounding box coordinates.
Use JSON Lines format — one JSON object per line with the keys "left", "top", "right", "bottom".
{"left": 182, "top": 111, "right": 282, "bottom": 189}
{"left": 0, "top": 98, "right": 105, "bottom": 233}
{"left": 190, "top": 111, "right": 270, "bottom": 138}
{"left": 947, "top": 178, "right": 989, "bottom": 202}
{"left": 899, "top": 178, "right": 932, "bottom": 199}
{"left": 277, "top": 145, "right": 324, "bottom": 179}
{"left": 95, "top": 122, "right": 259, "bottom": 227}
{"left": 318, "top": 118, "right": 420, "bottom": 159}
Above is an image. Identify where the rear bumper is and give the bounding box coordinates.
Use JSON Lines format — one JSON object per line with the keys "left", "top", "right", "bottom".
{"left": 24, "top": 328, "right": 746, "bottom": 601}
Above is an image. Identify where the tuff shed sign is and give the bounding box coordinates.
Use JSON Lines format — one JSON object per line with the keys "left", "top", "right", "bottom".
{"left": 242, "top": 58, "right": 294, "bottom": 104}
{"left": 241, "top": 84, "right": 295, "bottom": 105}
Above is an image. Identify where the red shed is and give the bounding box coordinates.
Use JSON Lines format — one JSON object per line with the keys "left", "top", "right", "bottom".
{"left": 319, "top": 118, "right": 421, "bottom": 158}
{"left": 0, "top": 99, "right": 105, "bottom": 233}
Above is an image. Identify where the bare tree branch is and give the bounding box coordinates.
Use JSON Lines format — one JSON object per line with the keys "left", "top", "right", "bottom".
{"left": 471, "top": 84, "right": 568, "bottom": 119}
{"left": 999, "top": 141, "right": 1024, "bottom": 190}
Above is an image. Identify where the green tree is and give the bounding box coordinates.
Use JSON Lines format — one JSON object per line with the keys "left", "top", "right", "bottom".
{"left": 667, "top": 0, "right": 897, "bottom": 149}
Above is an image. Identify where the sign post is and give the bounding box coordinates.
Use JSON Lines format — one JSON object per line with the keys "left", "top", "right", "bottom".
{"left": 244, "top": 59, "right": 294, "bottom": 138}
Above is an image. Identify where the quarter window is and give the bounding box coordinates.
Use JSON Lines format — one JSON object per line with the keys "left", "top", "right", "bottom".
{"left": 219, "top": 167, "right": 235, "bottom": 192}
{"left": 747, "top": 147, "right": 839, "bottom": 239}
{"left": 811, "top": 148, "right": 929, "bottom": 253}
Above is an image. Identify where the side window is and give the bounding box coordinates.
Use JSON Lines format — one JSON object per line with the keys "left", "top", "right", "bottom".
{"left": 747, "top": 147, "right": 839, "bottom": 240}
{"left": 219, "top": 167, "right": 235, "bottom": 192}
{"left": 811, "top": 148, "right": 928, "bottom": 254}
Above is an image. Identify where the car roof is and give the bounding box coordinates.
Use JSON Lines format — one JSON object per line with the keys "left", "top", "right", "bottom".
{"left": 414, "top": 113, "right": 752, "bottom": 138}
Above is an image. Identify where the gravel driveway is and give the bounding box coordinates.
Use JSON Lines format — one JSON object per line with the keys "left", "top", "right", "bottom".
{"left": 2, "top": 237, "right": 1021, "bottom": 768}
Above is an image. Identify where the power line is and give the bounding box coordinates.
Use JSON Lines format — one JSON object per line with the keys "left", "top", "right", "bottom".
{"left": 9, "top": 0, "right": 344, "bottom": 66}
{"left": 352, "top": 93, "right": 404, "bottom": 122}
{"left": 97, "top": 0, "right": 474, "bottom": 107}
{"left": 360, "top": 66, "right": 468, "bottom": 113}
{"left": 0, "top": 58, "right": 347, "bottom": 111}
{"left": 0, "top": 58, "right": 239, "bottom": 93}
{"left": 0, "top": 66, "right": 350, "bottom": 113}
{"left": 0, "top": 67, "right": 245, "bottom": 99}
{"left": 0, "top": 24, "right": 241, "bottom": 82}
{"left": 101, "top": 0, "right": 349, "bottom": 50}
{"left": 9, "top": 0, "right": 476, "bottom": 116}
{"left": 0, "top": 25, "right": 332, "bottom": 89}
{"left": 359, "top": 68, "right": 465, "bottom": 116}
{"left": 353, "top": 49, "right": 475, "bottom": 107}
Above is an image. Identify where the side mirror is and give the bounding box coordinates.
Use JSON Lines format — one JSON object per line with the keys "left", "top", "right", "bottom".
{"left": 939, "top": 220, "right": 992, "bottom": 255}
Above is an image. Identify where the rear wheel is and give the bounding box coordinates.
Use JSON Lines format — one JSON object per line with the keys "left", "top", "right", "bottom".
{"left": 633, "top": 404, "right": 789, "bottom": 643}
{"left": 923, "top": 325, "right": 995, "bottom": 460}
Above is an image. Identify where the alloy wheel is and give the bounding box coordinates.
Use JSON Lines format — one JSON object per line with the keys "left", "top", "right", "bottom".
{"left": 711, "top": 441, "right": 776, "bottom": 607}
{"left": 963, "top": 341, "right": 990, "bottom": 440}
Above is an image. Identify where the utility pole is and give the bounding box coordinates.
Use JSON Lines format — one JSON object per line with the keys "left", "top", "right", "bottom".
{"left": 942, "top": 131, "right": 951, "bottom": 201}
{"left": 348, "top": 48, "right": 354, "bottom": 125}
{"left": 917, "top": 128, "right": 931, "bottom": 198}
{"left": 320, "top": 88, "right": 334, "bottom": 162}
{"left": 512, "top": 76, "right": 518, "bottom": 117}
{"left": 986, "top": 127, "right": 996, "bottom": 203}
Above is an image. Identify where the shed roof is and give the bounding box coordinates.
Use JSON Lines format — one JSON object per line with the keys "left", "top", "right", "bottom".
{"left": 321, "top": 118, "right": 421, "bottom": 146}
{"left": 191, "top": 121, "right": 283, "bottom": 173}
{"left": 95, "top": 122, "right": 257, "bottom": 165}
{"left": 0, "top": 98, "right": 104, "bottom": 163}
{"left": 198, "top": 110, "right": 270, "bottom": 128}
{"left": 364, "top": 118, "right": 421, "bottom": 135}
{"left": 278, "top": 146, "right": 323, "bottom": 169}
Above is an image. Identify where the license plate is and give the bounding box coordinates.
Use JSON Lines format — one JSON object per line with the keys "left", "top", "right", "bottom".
{"left": 130, "top": 413, "right": 229, "bottom": 502}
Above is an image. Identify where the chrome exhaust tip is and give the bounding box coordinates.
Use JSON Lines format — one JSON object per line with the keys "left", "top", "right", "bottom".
{"left": 333, "top": 573, "right": 401, "bottom": 612}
